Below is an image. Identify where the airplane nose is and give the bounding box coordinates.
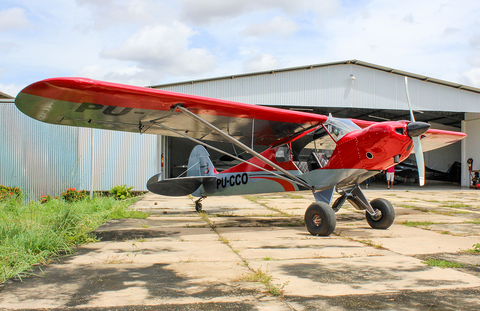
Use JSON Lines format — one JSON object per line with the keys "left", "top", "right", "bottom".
{"left": 406, "top": 121, "right": 430, "bottom": 138}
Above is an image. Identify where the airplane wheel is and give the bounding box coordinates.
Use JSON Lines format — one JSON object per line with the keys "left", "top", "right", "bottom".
{"left": 195, "top": 202, "right": 203, "bottom": 212}
{"left": 366, "top": 198, "right": 395, "bottom": 229}
{"left": 304, "top": 202, "right": 336, "bottom": 236}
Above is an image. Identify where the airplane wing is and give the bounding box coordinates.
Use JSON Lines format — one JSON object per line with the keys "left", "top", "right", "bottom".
{"left": 16, "top": 77, "right": 465, "bottom": 151}
{"left": 351, "top": 119, "right": 466, "bottom": 152}
{"left": 15, "top": 78, "right": 327, "bottom": 146}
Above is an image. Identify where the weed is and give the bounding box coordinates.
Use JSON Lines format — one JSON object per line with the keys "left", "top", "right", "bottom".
{"left": 218, "top": 236, "right": 230, "bottom": 245}
{"left": 422, "top": 258, "right": 462, "bottom": 269}
{"left": 103, "top": 255, "right": 125, "bottom": 264}
{"left": 285, "top": 193, "right": 304, "bottom": 199}
{"left": 441, "top": 203, "right": 471, "bottom": 208}
{"left": 466, "top": 243, "right": 480, "bottom": 253}
{"left": 109, "top": 185, "right": 134, "bottom": 200}
{"left": 240, "top": 268, "right": 288, "bottom": 296}
{"left": 359, "top": 239, "right": 383, "bottom": 249}
{"left": 465, "top": 219, "right": 480, "bottom": 224}
{"left": 243, "top": 195, "right": 291, "bottom": 217}
{"left": 402, "top": 221, "right": 434, "bottom": 228}
{"left": 263, "top": 256, "right": 272, "bottom": 261}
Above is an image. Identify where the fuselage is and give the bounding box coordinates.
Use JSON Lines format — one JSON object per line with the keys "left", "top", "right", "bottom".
{"left": 192, "top": 120, "right": 417, "bottom": 197}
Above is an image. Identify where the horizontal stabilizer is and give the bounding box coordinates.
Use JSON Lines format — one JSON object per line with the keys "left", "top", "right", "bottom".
{"left": 147, "top": 173, "right": 216, "bottom": 196}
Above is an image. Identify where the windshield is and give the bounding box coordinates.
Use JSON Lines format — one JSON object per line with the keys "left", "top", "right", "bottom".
{"left": 323, "top": 116, "right": 361, "bottom": 142}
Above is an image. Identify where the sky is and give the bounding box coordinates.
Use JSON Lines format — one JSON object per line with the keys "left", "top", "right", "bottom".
{"left": 1, "top": 0, "right": 480, "bottom": 97}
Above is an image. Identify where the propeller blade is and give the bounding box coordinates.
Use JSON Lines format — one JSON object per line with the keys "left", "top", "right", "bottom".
{"left": 413, "top": 137, "right": 425, "bottom": 186}
{"left": 404, "top": 77, "right": 416, "bottom": 122}
{"left": 405, "top": 76, "right": 426, "bottom": 186}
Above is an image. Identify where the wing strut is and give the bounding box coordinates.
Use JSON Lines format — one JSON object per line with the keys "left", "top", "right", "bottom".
{"left": 173, "top": 104, "right": 314, "bottom": 190}
{"left": 151, "top": 121, "right": 310, "bottom": 189}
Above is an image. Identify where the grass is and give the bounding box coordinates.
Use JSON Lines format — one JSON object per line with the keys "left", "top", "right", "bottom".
{"left": 284, "top": 193, "right": 304, "bottom": 199}
{"left": 422, "top": 258, "right": 462, "bottom": 269}
{"left": 441, "top": 203, "right": 472, "bottom": 208}
{"left": 402, "top": 221, "right": 434, "bottom": 228}
{"left": 243, "top": 195, "right": 291, "bottom": 217}
{"left": 398, "top": 204, "right": 469, "bottom": 216}
{"left": 359, "top": 239, "right": 383, "bottom": 249}
{"left": 465, "top": 219, "right": 480, "bottom": 224}
{"left": 0, "top": 195, "right": 148, "bottom": 283}
{"left": 466, "top": 243, "right": 480, "bottom": 253}
{"left": 240, "top": 268, "right": 288, "bottom": 296}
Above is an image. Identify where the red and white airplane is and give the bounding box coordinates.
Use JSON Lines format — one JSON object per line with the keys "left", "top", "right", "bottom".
{"left": 15, "top": 77, "right": 466, "bottom": 236}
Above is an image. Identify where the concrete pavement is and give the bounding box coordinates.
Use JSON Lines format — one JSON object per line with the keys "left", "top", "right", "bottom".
{"left": 1, "top": 187, "right": 479, "bottom": 310}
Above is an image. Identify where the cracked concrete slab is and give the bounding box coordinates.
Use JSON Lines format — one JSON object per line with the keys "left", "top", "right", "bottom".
{"left": 1, "top": 189, "right": 480, "bottom": 310}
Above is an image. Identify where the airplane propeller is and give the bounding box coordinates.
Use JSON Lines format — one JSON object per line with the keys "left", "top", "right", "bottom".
{"left": 404, "top": 77, "right": 430, "bottom": 186}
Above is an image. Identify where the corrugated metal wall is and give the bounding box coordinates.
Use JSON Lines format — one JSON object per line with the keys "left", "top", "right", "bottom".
{"left": 1, "top": 102, "right": 158, "bottom": 200}
{"left": 156, "top": 64, "right": 480, "bottom": 113}
{"left": 1, "top": 102, "right": 80, "bottom": 199}
{"left": 77, "top": 128, "right": 158, "bottom": 192}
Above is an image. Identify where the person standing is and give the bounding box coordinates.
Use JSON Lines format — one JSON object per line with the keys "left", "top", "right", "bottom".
{"left": 386, "top": 166, "right": 395, "bottom": 189}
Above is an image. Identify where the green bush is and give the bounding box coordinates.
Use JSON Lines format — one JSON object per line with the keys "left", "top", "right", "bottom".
{"left": 61, "top": 187, "right": 87, "bottom": 202}
{"left": 0, "top": 185, "right": 22, "bottom": 202}
{"left": 109, "top": 185, "right": 133, "bottom": 200}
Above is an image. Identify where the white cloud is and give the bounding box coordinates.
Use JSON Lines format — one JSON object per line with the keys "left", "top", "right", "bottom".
{"left": 177, "top": 0, "right": 340, "bottom": 25}
{"left": 242, "top": 16, "right": 299, "bottom": 38}
{"left": 0, "top": 82, "right": 22, "bottom": 97}
{"left": 75, "top": 0, "right": 170, "bottom": 28}
{"left": 0, "top": 7, "right": 29, "bottom": 31}
{"left": 3, "top": 0, "right": 480, "bottom": 91}
{"left": 244, "top": 53, "right": 280, "bottom": 72}
{"left": 101, "top": 22, "right": 216, "bottom": 76}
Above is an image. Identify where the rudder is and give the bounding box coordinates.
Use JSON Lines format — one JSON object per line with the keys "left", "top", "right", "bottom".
{"left": 187, "top": 145, "right": 216, "bottom": 177}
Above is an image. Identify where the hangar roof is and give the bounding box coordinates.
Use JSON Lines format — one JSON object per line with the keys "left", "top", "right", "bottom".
{"left": 150, "top": 59, "right": 480, "bottom": 94}
{"left": 150, "top": 60, "right": 475, "bottom": 129}
{"left": 0, "top": 90, "right": 13, "bottom": 99}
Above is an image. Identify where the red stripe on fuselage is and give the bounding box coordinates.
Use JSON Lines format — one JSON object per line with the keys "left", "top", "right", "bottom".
{"left": 249, "top": 176, "right": 296, "bottom": 192}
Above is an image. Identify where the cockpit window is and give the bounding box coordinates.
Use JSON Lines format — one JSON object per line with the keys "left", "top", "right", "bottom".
{"left": 323, "top": 115, "right": 361, "bottom": 142}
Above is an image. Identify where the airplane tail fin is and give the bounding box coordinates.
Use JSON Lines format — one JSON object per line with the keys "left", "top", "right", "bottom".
{"left": 147, "top": 145, "right": 216, "bottom": 196}
{"left": 187, "top": 145, "right": 217, "bottom": 177}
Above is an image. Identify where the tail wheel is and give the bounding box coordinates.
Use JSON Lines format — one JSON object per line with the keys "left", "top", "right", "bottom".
{"left": 195, "top": 202, "right": 203, "bottom": 212}
{"left": 366, "top": 198, "right": 395, "bottom": 229}
{"left": 304, "top": 202, "right": 336, "bottom": 236}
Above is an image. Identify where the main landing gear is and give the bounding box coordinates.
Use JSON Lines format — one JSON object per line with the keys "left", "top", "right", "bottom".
{"left": 304, "top": 185, "right": 395, "bottom": 236}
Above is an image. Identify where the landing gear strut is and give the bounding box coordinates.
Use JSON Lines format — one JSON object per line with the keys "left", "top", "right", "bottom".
{"left": 305, "top": 184, "right": 395, "bottom": 236}
{"left": 334, "top": 184, "right": 395, "bottom": 230}
{"left": 195, "top": 196, "right": 206, "bottom": 212}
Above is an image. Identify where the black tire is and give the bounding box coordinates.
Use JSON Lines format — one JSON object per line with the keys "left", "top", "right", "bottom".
{"left": 366, "top": 198, "right": 395, "bottom": 229}
{"left": 304, "top": 202, "right": 336, "bottom": 236}
{"left": 195, "top": 202, "right": 202, "bottom": 212}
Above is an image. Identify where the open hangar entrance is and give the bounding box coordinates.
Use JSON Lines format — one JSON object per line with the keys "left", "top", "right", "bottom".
{"left": 160, "top": 106, "right": 465, "bottom": 189}
{"left": 152, "top": 60, "right": 478, "bottom": 187}
{"left": 161, "top": 106, "right": 464, "bottom": 186}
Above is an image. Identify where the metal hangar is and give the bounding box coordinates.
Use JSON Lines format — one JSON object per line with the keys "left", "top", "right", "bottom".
{"left": 150, "top": 60, "right": 478, "bottom": 187}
